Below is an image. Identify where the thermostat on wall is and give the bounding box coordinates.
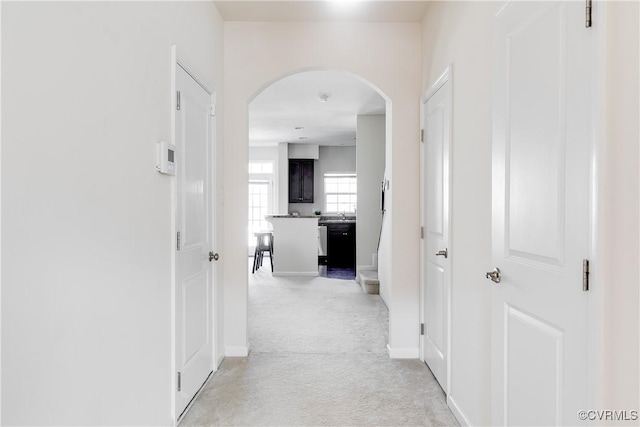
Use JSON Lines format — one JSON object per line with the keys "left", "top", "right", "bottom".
{"left": 156, "top": 140, "right": 176, "bottom": 175}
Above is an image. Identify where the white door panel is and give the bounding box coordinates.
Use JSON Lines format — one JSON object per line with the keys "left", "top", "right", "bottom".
{"left": 505, "top": 305, "right": 564, "bottom": 426}
{"left": 421, "top": 69, "right": 452, "bottom": 394}
{"left": 175, "top": 64, "right": 214, "bottom": 418}
{"left": 183, "top": 272, "right": 209, "bottom": 362}
{"left": 425, "top": 262, "right": 445, "bottom": 359}
{"left": 182, "top": 91, "right": 209, "bottom": 249}
{"left": 492, "top": 2, "right": 591, "bottom": 425}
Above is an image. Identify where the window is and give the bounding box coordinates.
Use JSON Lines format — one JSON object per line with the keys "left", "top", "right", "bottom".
{"left": 324, "top": 173, "right": 357, "bottom": 213}
{"left": 248, "top": 161, "right": 274, "bottom": 246}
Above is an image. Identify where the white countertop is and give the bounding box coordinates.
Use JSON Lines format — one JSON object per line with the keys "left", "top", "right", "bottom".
{"left": 265, "top": 215, "right": 320, "bottom": 219}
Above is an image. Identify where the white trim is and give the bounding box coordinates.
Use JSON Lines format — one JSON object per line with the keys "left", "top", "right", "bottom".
{"left": 379, "top": 288, "right": 389, "bottom": 308}
{"left": 0, "top": 5, "right": 3, "bottom": 420}
{"left": 447, "top": 394, "right": 472, "bottom": 427}
{"left": 494, "top": 0, "right": 512, "bottom": 19}
{"left": 216, "top": 352, "right": 225, "bottom": 369}
{"left": 177, "top": 62, "right": 211, "bottom": 94}
{"left": 587, "top": 1, "right": 606, "bottom": 413}
{"left": 386, "top": 344, "right": 419, "bottom": 359}
{"left": 170, "top": 45, "right": 178, "bottom": 426}
{"left": 421, "top": 64, "right": 453, "bottom": 105}
{"left": 271, "top": 271, "right": 319, "bottom": 277}
{"left": 0, "top": 5, "right": 3, "bottom": 421}
{"left": 225, "top": 346, "right": 250, "bottom": 357}
{"left": 209, "top": 93, "right": 219, "bottom": 372}
{"left": 175, "top": 55, "right": 213, "bottom": 95}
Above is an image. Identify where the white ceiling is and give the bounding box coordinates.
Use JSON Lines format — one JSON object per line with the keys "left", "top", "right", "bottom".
{"left": 249, "top": 70, "right": 386, "bottom": 147}
{"left": 214, "top": 1, "right": 431, "bottom": 23}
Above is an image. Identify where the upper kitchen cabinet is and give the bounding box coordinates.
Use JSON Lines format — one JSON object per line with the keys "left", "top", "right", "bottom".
{"left": 289, "top": 159, "right": 314, "bottom": 203}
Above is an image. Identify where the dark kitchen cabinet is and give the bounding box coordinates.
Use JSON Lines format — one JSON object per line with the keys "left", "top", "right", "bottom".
{"left": 327, "top": 222, "right": 356, "bottom": 269}
{"left": 289, "top": 159, "right": 314, "bottom": 203}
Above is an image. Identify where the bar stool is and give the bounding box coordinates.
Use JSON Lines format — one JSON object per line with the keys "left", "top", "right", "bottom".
{"left": 252, "top": 231, "right": 274, "bottom": 273}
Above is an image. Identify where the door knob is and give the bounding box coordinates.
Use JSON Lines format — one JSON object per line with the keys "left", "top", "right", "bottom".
{"left": 485, "top": 267, "right": 501, "bottom": 283}
{"left": 209, "top": 252, "right": 219, "bottom": 262}
{"left": 435, "top": 248, "right": 448, "bottom": 258}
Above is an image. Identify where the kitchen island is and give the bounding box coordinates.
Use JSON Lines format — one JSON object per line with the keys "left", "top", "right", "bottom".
{"left": 265, "top": 215, "right": 319, "bottom": 276}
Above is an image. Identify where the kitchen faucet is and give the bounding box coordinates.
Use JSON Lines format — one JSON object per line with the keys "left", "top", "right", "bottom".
{"left": 338, "top": 212, "right": 346, "bottom": 220}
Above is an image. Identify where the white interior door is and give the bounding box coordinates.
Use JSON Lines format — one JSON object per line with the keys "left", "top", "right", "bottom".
{"left": 175, "top": 63, "right": 215, "bottom": 418}
{"left": 491, "top": 2, "right": 591, "bottom": 425}
{"left": 421, "top": 68, "right": 452, "bottom": 394}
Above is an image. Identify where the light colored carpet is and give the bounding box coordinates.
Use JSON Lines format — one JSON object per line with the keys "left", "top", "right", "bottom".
{"left": 179, "top": 261, "right": 458, "bottom": 426}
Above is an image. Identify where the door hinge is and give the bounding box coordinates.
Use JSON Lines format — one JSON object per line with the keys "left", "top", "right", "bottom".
{"left": 420, "top": 129, "right": 424, "bottom": 143}
{"left": 583, "top": 259, "right": 590, "bottom": 291}
{"left": 177, "top": 231, "right": 181, "bottom": 251}
{"left": 420, "top": 226, "right": 424, "bottom": 239}
{"left": 177, "top": 91, "right": 181, "bottom": 111}
{"left": 585, "top": 0, "right": 592, "bottom": 28}
{"left": 177, "top": 372, "right": 182, "bottom": 392}
{"left": 210, "top": 104, "right": 216, "bottom": 116}
{"left": 420, "top": 323, "right": 425, "bottom": 335}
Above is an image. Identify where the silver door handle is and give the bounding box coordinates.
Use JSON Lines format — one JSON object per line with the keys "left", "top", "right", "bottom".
{"left": 435, "top": 249, "right": 448, "bottom": 258}
{"left": 209, "top": 252, "right": 219, "bottom": 262}
{"left": 485, "top": 267, "right": 501, "bottom": 283}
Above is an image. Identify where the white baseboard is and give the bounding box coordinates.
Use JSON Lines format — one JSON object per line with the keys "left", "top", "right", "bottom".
{"left": 447, "top": 394, "right": 472, "bottom": 427}
{"left": 386, "top": 344, "right": 420, "bottom": 359}
{"left": 225, "top": 345, "right": 249, "bottom": 357}
{"left": 272, "top": 271, "right": 319, "bottom": 277}
{"left": 216, "top": 352, "right": 225, "bottom": 368}
{"left": 379, "top": 289, "right": 389, "bottom": 308}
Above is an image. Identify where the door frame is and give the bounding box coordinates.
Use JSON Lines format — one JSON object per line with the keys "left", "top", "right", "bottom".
{"left": 170, "top": 45, "right": 218, "bottom": 425}
{"left": 586, "top": 1, "right": 605, "bottom": 414}
{"left": 419, "top": 64, "right": 453, "bottom": 396}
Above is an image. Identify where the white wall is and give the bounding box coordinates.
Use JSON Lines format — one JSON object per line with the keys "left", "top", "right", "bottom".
{"left": 356, "top": 115, "right": 385, "bottom": 270}
{"left": 596, "top": 1, "right": 639, "bottom": 419}
{"left": 422, "top": 1, "right": 640, "bottom": 425}
{"left": 223, "top": 22, "right": 422, "bottom": 357}
{"left": 1, "top": 2, "right": 224, "bottom": 424}
{"left": 249, "top": 146, "right": 279, "bottom": 162}
{"left": 421, "top": 2, "right": 495, "bottom": 425}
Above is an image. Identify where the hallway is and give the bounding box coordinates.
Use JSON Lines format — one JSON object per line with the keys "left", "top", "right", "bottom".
{"left": 180, "top": 265, "right": 457, "bottom": 426}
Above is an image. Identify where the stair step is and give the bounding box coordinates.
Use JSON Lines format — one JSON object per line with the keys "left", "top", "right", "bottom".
{"left": 358, "top": 270, "right": 379, "bottom": 294}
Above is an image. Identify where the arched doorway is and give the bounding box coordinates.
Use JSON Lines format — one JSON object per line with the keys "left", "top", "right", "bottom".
{"left": 221, "top": 24, "right": 424, "bottom": 358}
{"left": 246, "top": 68, "right": 390, "bottom": 348}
